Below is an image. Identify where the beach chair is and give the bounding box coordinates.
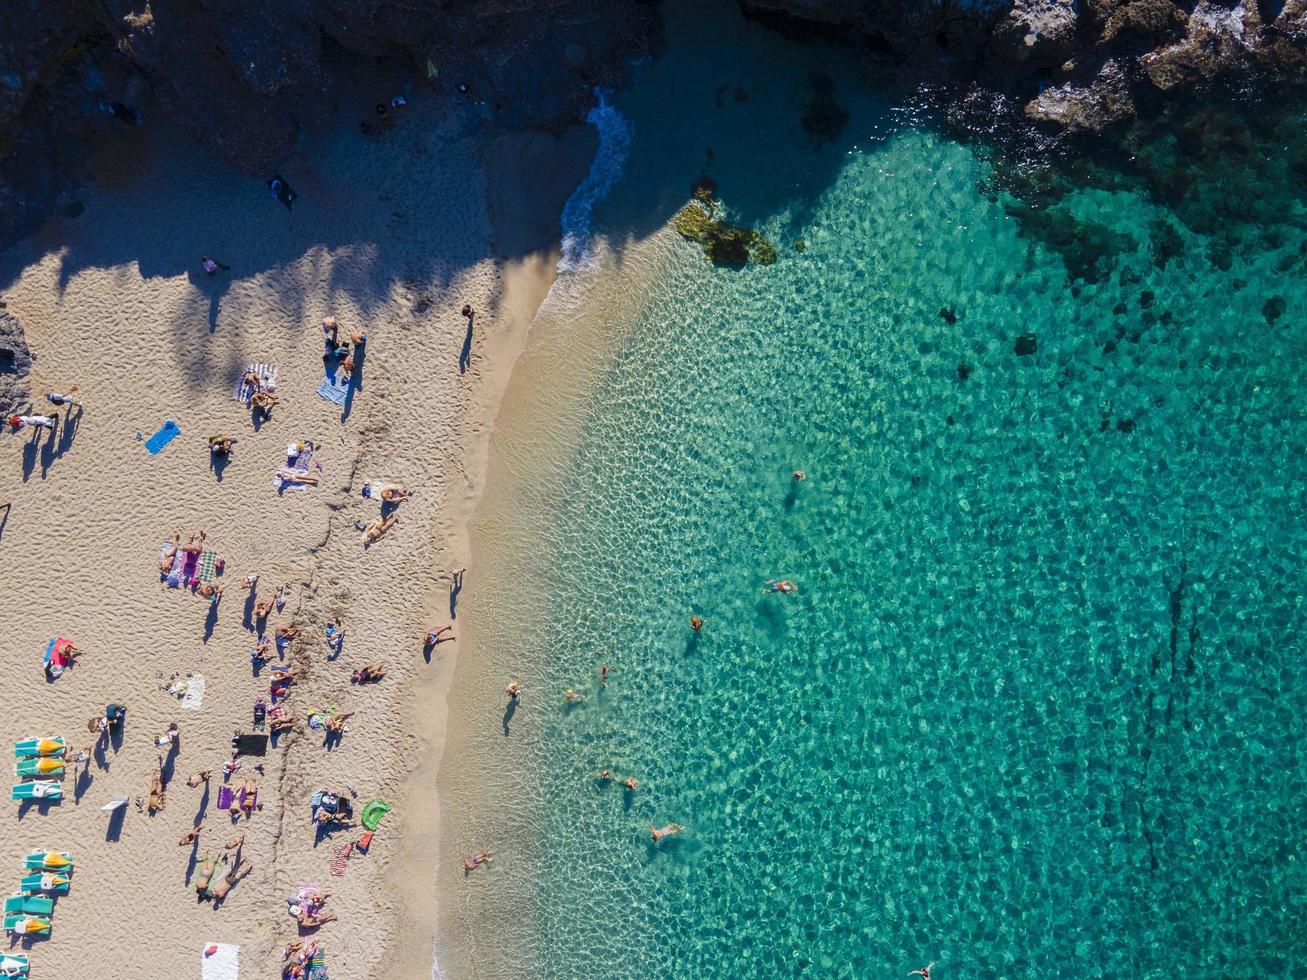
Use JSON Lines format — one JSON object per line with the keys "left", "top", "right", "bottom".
{"left": 3, "top": 895, "right": 53, "bottom": 917}
{"left": 13, "top": 737, "right": 65, "bottom": 758}
{"left": 23, "top": 851, "right": 72, "bottom": 872}
{"left": 11, "top": 781, "right": 61, "bottom": 802}
{"left": 3, "top": 915, "right": 49, "bottom": 936}
{"left": 19, "top": 874, "right": 69, "bottom": 895}
{"left": 14, "top": 758, "right": 63, "bottom": 779}
{"left": 0, "top": 952, "right": 30, "bottom": 976}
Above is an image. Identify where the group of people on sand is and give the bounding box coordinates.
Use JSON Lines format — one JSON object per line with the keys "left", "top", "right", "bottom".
{"left": 191, "top": 830, "right": 252, "bottom": 904}
{"left": 5, "top": 385, "right": 81, "bottom": 434}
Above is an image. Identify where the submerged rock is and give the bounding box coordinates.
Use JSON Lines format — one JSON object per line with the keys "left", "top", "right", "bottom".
{"left": 1015, "top": 332, "right": 1039, "bottom": 355}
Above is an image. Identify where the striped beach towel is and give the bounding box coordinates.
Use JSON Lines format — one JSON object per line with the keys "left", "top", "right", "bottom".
{"left": 234, "top": 363, "right": 278, "bottom": 403}
{"left": 199, "top": 550, "right": 218, "bottom": 582}
{"left": 329, "top": 842, "right": 352, "bottom": 876}
{"left": 307, "top": 948, "right": 327, "bottom": 980}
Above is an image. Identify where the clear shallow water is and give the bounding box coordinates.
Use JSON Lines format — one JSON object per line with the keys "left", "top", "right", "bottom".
{"left": 494, "top": 5, "right": 1307, "bottom": 978}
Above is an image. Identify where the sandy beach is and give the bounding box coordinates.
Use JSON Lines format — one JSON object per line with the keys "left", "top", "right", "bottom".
{"left": 0, "top": 73, "right": 595, "bottom": 978}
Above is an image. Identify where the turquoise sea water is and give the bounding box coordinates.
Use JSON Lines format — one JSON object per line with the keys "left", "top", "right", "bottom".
{"left": 500, "top": 6, "right": 1307, "bottom": 978}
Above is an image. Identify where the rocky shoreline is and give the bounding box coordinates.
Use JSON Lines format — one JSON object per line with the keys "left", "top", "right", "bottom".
{"left": 2, "top": 0, "right": 1306, "bottom": 258}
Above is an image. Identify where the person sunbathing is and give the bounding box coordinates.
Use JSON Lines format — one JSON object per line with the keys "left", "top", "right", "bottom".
{"left": 251, "top": 389, "right": 279, "bottom": 412}
{"left": 278, "top": 469, "right": 318, "bottom": 486}
{"left": 324, "top": 711, "right": 354, "bottom": 735}
{"left": 187, "top": 769, "right": 213, "bottom": 787}
{"left": 209, "top": 435, "right": 237, "bottom": 455}
{"left": 178, "top": 823, "right": 204, "bottom": 846}
{"left": 276, "top": 624, "right": 300, "bottom": 640}
{"left": 252, "top": 636, "right": 272, "bottom": 662}
{"left": 207, "top": 858, "right": 253, "bottom": 902}
{"left": 194, "top": 851, "right": 225, "bottom": 896}
{"left": 425, "top": 624, "right": 454, "bottom": 645}
{"left": 380, "top": 485, "right": 411, "bottom": 503}
{"left": 160, "top": 532, "right": 182, "bottom": 571}
{"left": 270, "top": 712, "right": 299, "bottom": 734}
{"left": 296, "top": 909, "right": 337, "bottom": 929}
{"left": 240, "top": 776, "right": 259, "bottom": 814}
{"left": 254, "top": 596, "right": 275, "bottom": 619}
{"left": 148, "top": 769, "right": 166, "bottom": 813}
{"left": 351, "top": 663, "right": 386, "bottom": 684}
{"left": 464, "top": 850, "right": 493, "bottom": 872}
{"left": 650, "top": 822, "right": 685, "bottom": 842}
{"left": 181, "top": 531, "right": 206, "bottom": 553}
{"left": 225, "top": 831, "right": 246, "bottom": 852}
{"left": 56, "top": 640, "right": 84, "bottom": 662}
{"left": 242, "top": 369, "right": 262, "bottom": 391}
{"left": 363, "top": 513, "right": 398, "bottom": 544}
{"left": 197, "top": 581, "right": 222, "bottom": 601}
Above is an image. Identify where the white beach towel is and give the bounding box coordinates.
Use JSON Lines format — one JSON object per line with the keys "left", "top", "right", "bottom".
{"left": 274, "top": 468, "right": 313, "bottom": 492}
{"left": 181, "top": 673, "right": 206, "bottom": 711}
{"left": 233, "top": 363, "right": 278, "bottom": 403}
{"left": 201, "top": 942, "right": 238, "bottom": 980}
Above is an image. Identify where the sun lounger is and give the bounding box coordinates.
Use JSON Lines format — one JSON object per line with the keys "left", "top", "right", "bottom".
{"left": 20, "top": 872, "right": 68, "bottom": 898}
{"left": 3, "top": 915, "right": 48, "bottom": 936}
{"left": 19, "top": 874, "right": 68, "bottom": 895}
{"left": 24, "top": 852, "right": 72, "bottom": 872}
{"left": 0, "top": 952, "right": 30, "bottom": 976}
{"left": 234, "top": 362, "right": 278, "bottom": 402}
{"left": 14, "top": 737, "right": 65, "bottom": 758}
{"left": 11, "top": 781, "right": 62, "bottom": 802}
{"left": 4, "top": 895, "right": 53, "bottom": 917}
{"left": 14, "top": 758, "right": 63, "bottom": 779}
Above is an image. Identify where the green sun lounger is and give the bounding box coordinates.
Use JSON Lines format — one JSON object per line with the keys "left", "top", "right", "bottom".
{"left": 0, "top": 952, "right": 29, "bottom": 976}
{"left": 13, "top": 737, "right": 65, "bottom": 758}
{"left": 24, "top": 852, "right": 72, "bottom": 872}
{"left": 3, "top": 914, "right": 49, "bottom": 936}
{"left": 14, "top": 758, "right": 64, "bottom": 779}
{"left": 3, "top": 896, "right": 52, "bottom": 917}
{"left": 19, "top": 874, "right": 68, "bottom": 895}
{"left": 10, "top": 781, "right": 61, "bottom": 802}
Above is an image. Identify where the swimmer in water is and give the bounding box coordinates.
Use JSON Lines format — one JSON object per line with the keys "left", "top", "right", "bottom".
{"left": 650, "top": 822, "right": 684, "bottom": 842}
{"left": 564, "top": 689, "right": 586, "bottom": 703}
{"left": 690, "top": 615, "right": 703, "bottom": 631}
{"left": 908, "top": 963, "right": 936, "bottom": 980}
{"left": 764, "top": 579, "right": 797, "bottom": 595}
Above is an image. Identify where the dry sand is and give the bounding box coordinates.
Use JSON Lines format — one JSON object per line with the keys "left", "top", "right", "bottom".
{"left": 0, "top": 77, "right": 596, "bottom": 978}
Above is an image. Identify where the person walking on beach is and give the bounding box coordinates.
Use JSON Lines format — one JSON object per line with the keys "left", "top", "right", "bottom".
{"left": 908, "top": 963, "right": 936, "bottom": 979}
{"left": 425, "top": 625, "right": 454, "bottom": 645}
{"left": 200, "top": 256, "right": 230, "bottom": 276}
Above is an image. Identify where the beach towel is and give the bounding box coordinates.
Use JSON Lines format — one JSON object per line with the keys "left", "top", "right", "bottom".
{"left": 216, "top": 785, "right": 234, "bottom": 810}
{"left": 159, "top": 538, "right": 178, "bottom": 578}
{"left": 43, "top": 636, "right": 73, "bottom": 679}
{"left": 199, "top": 550, "right": 219, "bottom": 582}
{"left": 178, "top": 548, "right": 201, "bottom": 587}
{"left": 316, "top": 369, "right": 349, "bottom": 406}
{"left": 181, "top": 673, "right": 206, "bottom": 711}
{"left": 233, "top": 363, "right": 278, "bottom": 403}
{"left": 144, "top": 419, "right": 180, "bottom": 455}
{"left": 233, "top": 734, "right": 267, "bottom": 757}
{"left": 286, "top": 444, "right": 314, "bottom": 469}
{"left": 275, "top": 468, "right": 314, "bottom": 492}
{"left": 329, "top": 842, "right": 352, "bottom": 876}
{"left": 307, "top": 947, "right": 327, "bottom": 980}
{"left": 201, "top": 943, "right": 239, "bottom": 980}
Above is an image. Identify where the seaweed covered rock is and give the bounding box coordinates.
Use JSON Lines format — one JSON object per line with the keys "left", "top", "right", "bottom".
{"left": 674, "top": 201, "right": 778, "bottom": 267}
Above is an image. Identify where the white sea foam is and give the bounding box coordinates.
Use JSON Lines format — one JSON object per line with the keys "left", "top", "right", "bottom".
{"left": 556, "top": 91, "right": 632, "bottom": 275}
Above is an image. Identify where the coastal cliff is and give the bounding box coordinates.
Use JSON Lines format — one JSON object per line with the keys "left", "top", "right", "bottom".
{"left": 3, "top": 0, "right": 1306, "bottom": 252}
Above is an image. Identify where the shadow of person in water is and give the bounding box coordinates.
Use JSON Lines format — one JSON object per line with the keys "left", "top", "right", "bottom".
{"left": 502, "top": 697, "right": 518, "bottom": 737}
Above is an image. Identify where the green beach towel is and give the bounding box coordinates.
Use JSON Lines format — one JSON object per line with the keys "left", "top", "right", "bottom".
{"left": 360, "top": 799, "right": 391, "bottom": 831}
{"left": 198, "top": 550, "right": 218, "bottom": 582}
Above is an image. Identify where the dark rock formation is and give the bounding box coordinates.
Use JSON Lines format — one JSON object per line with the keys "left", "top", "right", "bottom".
{"left": 0, "top": 308, "right": 33, "bottom": 414}
{"left": 0, "top": 0, "right": 660, "bottom": 250}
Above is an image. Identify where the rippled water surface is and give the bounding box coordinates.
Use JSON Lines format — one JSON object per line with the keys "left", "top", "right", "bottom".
{"left": 493, "top": 5, "right": 1307, "bottom": 978}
